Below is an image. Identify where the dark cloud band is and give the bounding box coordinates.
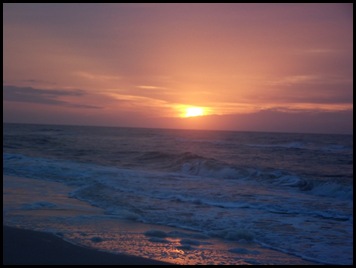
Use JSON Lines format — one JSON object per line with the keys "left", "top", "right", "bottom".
{"left": 3, "top": 85, "right": 101, "bottom": 109}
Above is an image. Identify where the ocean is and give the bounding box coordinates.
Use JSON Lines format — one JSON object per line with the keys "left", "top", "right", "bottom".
{"left": 3, "top": 123, "right": 353, "bottom": 265}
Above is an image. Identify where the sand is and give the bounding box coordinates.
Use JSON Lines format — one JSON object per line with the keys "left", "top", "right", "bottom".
{"left": 3, "top": 225, "right": 174, "bottom": 265}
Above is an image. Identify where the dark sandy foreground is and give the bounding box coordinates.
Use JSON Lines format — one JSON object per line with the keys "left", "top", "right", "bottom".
{"left": 3, "top": 226, "right": 173, "bottom": 265}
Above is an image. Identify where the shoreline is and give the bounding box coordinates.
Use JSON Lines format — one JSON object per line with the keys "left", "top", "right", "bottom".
{"left": 3, "top": 225, "right": 174, "bottom": 265}
{"left": 3, "top": 175, "right": 326, "bottom": 265}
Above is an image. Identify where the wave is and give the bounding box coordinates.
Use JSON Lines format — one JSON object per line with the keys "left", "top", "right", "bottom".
{"left": 21, "top": 201, "right": 57, "bottom": 210}
{"left": 4, "top": 152, "right": 352, "bottom": 201}
{"left": 135, "top": 151, "right": 250, "bottom": 181}
{"left": 247, "top": 141, "right": 305, "bottom": 149}
{"left": 309, "top": 181, "right": 353, "bottom": 200}
{"left": 4, "top": 152, "right": 353, "bottom": 265}
{"left": 247, "top": 141, "right": 352, "bottom": 153}
{"left": 175, "top": 137, "right": 235, "bottom": 147}
{"left": 3, "top": 153, "right": 352, "bottom": 224}
{"left": 134, "top": 151, "right": 241, "bottom": 178}
{"left": 320, "top": 144, "right": 352, "bottom": 153}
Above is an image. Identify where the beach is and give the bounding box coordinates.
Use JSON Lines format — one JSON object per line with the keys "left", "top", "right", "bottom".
{"left": 2, "top": 175, "right": 324, "bottom": 265}
{"left": 3, "top": 225, "right": 173, "bottom": 265}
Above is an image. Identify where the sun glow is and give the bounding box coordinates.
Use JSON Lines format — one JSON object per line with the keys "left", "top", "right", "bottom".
{"left": 184, "top": 107, "right": 205, "bottom": 117}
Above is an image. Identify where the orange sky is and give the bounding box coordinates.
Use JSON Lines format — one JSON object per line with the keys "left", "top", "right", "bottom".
{"left": 3, "top": 4, "right": 353, "bottom": 134}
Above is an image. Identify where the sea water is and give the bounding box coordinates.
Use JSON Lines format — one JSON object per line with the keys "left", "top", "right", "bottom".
{"left": 3, "top": 123, "right": 353, "bottom": 265}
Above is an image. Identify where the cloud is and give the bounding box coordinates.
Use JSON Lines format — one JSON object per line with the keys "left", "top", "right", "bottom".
{"left": 3, "top": 85, "right": 102, "bottom": 109}
{"left": 182, "top": 109, "right": 353, "bottom": 134}
{"left": 263, "top": 74, "right": 353, "bottom": 106}
{"left": 21, "top": 79, "right": 57, "bottom": 85}
{"left": 267, "top": 74, "right": 352, "bottom": 88}
{"left": 136, "top": 85, "right": 166, "bottom": 90}
{"left": 74, "top": 71, "right": 122, "bottom": 81}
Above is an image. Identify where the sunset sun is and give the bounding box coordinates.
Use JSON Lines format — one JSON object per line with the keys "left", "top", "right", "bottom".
{"left": 184, "top": 107, "right": 205, "bottom": 117}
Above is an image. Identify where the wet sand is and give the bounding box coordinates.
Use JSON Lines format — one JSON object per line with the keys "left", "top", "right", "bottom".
{"left": 3, "top": 225, "right": 174, "bottom": 265}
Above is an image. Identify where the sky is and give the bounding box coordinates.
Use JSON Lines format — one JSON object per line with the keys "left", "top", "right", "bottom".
{"left": 3, "top": 3, "right": 353, "bottom": 134}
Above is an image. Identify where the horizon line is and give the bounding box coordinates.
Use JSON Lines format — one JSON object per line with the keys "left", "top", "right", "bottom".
{"left": 3, "top": 121, "right": 353, "bottom": 136}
